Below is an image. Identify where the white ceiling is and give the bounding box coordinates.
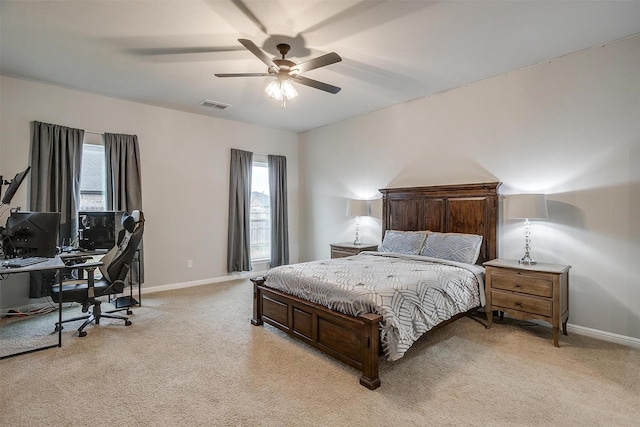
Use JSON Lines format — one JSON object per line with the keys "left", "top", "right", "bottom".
{"left": 1, "top": 1, "right": 639, "bottom": 133}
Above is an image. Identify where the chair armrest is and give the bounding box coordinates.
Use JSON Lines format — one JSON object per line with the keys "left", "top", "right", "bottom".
{"left": 72, "top": 262, "right": 103, "bottom": 298}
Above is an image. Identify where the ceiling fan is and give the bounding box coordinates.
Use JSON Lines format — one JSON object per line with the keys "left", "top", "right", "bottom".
{"left": 215, "top": 39, "right": 342, "bottom": 106}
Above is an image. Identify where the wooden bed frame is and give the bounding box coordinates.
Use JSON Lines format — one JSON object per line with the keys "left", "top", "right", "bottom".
{"left": 251, "top": 182, "right": 500, "bottom": 389}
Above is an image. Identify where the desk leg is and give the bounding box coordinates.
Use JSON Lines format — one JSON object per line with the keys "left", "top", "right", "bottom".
{"left": 57, "top": 268, "right": 62, "bottom": 347}
{"left": 137, "top": 254, "right": 141, "bottom": 306}
{"left": 0, "top": 267, "right": 64, "bottom": 360}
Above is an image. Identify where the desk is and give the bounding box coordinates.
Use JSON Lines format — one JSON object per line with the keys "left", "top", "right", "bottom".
{"left": 0, "top": 256, "right": 65, "bottom": 360}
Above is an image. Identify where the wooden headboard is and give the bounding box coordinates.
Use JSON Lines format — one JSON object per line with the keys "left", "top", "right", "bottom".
{"left": 379, "top": 182, "right": 501, "bottom": 265}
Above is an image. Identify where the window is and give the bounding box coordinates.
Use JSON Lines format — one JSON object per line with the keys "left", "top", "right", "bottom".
{"left": 78, "top": 134, "right": 106, "bottom": 211}
{"left": 250, "top": 157, "right": 270, "bottom": 261}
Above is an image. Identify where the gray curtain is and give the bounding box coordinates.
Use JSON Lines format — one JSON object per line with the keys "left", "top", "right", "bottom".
{"left": 29, "top": 121, "right": 83, "bottom": 298}
{"left": 104, "top": 133, "right": 144, "bottom": 285}
{"left": 105, "top": 133, "right": 142, "bottom": 212}
{"left": 29, "top": 121, "right": 83, "bottom": 245}
{"left": 228, "top": 149, "right": 253, "bottom": 272}
{"left": 268, "top": 155, "right": 289, "bottom": 267}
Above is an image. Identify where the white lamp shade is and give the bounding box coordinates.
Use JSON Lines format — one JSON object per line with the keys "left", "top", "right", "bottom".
{"left": 281, "top": 80, "right": 298, "bottom": 99}
{"left": 507, "top": 194, "right": 548, "bottom": 219}
{"left": 265, "top": 79, "right": 298, "bottom": 100}
{"left": 346, "top": 199, "right": 370, "bottom": 217}
{"left": 265, "top": 80, "right": 283, "bottom": 99}
{"left": 369, "top": 198, "right": 383, "bottom": 219}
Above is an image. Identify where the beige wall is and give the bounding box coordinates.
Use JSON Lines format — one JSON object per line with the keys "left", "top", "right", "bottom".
{"left": 0, "top": 76, "right": 299, "bottom": 299}
{"left": 299, "top": 35, "right": 640, "bottom": 341}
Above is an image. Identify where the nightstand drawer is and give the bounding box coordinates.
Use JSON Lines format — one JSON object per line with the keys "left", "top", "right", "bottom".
{"left": 491, "top": 272, "right": 552, "bottom": 298}
{"left": 330, "top": 243, "right": 378, "bottom": 259}
{"left": 331, "top": 248, "right": 356, "bottom": 258}
{"left": 491, "top": 289, "right": 552, "bottom": 317}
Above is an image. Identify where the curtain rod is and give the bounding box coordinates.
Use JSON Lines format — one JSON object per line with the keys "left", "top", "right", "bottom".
{"left": 85, "top": 130, "right": 105, "bottom": 135}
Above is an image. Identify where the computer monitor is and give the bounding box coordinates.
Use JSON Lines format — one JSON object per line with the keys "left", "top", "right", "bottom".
{"left": 2, "top": 211, "right": 61, "bottom": 258}
{"left": 1, "top": 166, "right": 31, "bottom": 205}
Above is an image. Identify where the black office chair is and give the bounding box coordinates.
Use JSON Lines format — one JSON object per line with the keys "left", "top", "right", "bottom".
{"left": 51, "top": 213, "right": 144, "bottom": 337}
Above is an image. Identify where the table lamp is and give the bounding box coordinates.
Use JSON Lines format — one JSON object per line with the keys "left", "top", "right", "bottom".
{"left": 346, "top": 199, "right": 370, "bottom": 245}
{"left": 507, "top": 194, "right": 548, "bottom": 265}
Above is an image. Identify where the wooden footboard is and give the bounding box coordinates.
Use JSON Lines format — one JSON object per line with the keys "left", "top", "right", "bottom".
{"left": 251, "top": 276, "right": 383, "bottom": 389}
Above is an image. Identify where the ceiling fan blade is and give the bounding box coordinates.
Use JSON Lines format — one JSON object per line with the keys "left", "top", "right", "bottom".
{"left": 291, "top": 52, "right": 342, "bottom": 74}
{"left": 238, "top": 39, "right": 279, "bottom": 71}
{"left": 215, "top": 73, "right": 271, "bottom": 77}
{"left": 292, "top": 76, "right": 341, "bottom": 94}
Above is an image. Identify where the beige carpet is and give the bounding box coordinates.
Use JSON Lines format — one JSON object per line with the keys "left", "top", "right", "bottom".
{"left": 1, "top": 279, "right": 638, "bottom": 427}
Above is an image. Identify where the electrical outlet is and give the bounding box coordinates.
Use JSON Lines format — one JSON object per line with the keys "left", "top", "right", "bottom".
{"left": 187, "top": 259, "right": 193, "bottom": 268}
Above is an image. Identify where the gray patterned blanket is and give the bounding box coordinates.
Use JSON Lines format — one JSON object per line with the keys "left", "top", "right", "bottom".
{"left": 264, "top": 252, "right": 485, "bottom": 361}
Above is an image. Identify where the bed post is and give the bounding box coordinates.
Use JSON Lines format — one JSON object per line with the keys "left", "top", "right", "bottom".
{"left": 250, "top": 276, "right": 264, "bottom": 326}
{"left": 359, "top": 312, "right": 382, "bottom": 390}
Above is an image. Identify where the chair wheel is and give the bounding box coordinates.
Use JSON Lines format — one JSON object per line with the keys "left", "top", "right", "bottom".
{"left": 127, "top": 309, "right": 133, "bottom": 315}
{"left": 125, "top": 320, "right": 132, "bottom": 326}
{"left": 54, "top": 325, "right": 63, "bottom": 332}
{"left": 78, "top": 331, "right": 87, "bottom": 337}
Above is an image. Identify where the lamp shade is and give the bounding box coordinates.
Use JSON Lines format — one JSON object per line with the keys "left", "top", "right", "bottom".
{"left": 507, "top": 194, "right": 548, "bottom": 219}
{"left": 266, "top": 79, "right": 298, "bottom": 100}
{"left": 346, "top": 199, "right": 370, "bottom": 217}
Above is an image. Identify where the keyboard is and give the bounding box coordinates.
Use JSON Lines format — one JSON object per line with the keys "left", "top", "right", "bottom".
{"left": 1, "top": 256, "right": 50, "bottom": 269}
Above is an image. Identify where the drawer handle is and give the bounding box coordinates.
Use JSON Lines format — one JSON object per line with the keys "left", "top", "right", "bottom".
{"left": 515, "top": 284, "right": 521, "bottom": 288}
{"left": 515, "top": 302, "right": 522, "bottom": 307}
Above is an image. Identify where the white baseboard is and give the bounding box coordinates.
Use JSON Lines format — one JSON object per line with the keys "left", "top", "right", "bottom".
{"left": 0, "top": 271, "right": 267, "bottom": 315}
{"left": 0, "top": 297, "right": 60, "bottom": 316}
{"left": 566, "top": 323, "right": 640, "bottom": 349}
{"left": 505, "top": 315, "right": 640, "bottom": 349}
{"left": 139, "top": 270, "right": 268, "bottom": 295}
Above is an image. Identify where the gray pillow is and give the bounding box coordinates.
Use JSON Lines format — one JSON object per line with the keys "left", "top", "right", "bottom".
{"left": 419, "top": 232, "right": 483, "bottom": 264}
{"left": 380, "top": 230, "right": 428, "bottom": 255}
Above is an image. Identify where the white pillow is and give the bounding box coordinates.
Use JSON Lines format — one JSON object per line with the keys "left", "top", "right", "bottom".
{"left": 419, "top": 232, "right": 483, "bottom": 264}
{"left": 380, "top": 230, "right": 428, "bottom": 255}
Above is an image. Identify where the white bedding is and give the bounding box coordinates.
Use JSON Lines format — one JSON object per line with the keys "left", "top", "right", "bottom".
{"left": 264, "top": 252, "right": 485, "bottom": 361}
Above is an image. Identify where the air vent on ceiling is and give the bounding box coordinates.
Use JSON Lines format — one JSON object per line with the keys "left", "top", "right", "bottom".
{"left": 199, "top": 99, "right": 231, "bottom": 110}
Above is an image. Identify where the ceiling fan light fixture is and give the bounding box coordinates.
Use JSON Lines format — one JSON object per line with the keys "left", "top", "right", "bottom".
{"left": 265, "top": 78, "right": 298, "bottom": 108}
{"left": 265, "top": 80, "right": 283, "bottom": 99}
{"left": 281, "top": 79, "right": 298, "bottom": 99}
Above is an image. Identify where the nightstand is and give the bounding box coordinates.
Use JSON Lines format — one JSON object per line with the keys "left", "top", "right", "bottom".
{"left": 330, "top": 242, "right": 378, "bottom": 259}
{"left": 484, "top": 259, "right": 571, "bottom": 347}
